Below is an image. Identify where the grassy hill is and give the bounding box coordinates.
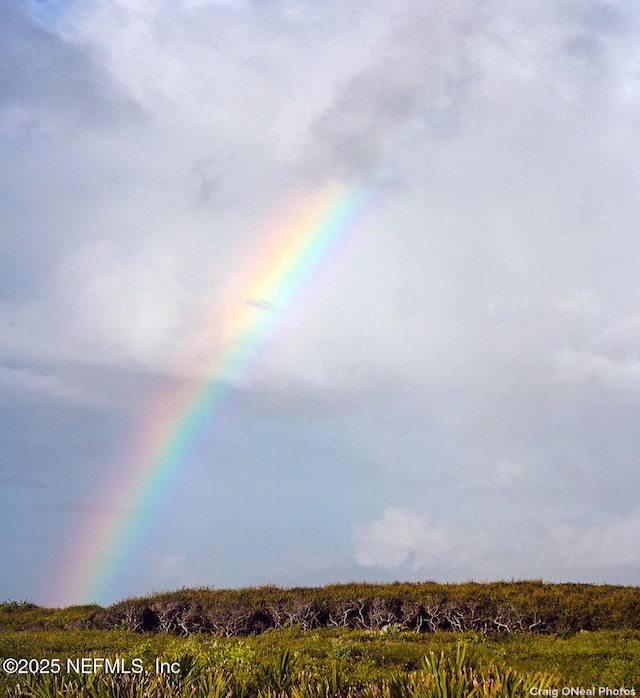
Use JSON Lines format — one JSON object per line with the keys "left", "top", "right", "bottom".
{"left": 5, "top": 580, "right": 639, "bottom": 636}
{"left": 1, "top": 581, "right": 639, "bottom": 696}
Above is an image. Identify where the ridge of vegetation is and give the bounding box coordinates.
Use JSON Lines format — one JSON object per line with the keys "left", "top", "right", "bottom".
{"left": 3, "top": 580, "right": 639, "bottom": 636}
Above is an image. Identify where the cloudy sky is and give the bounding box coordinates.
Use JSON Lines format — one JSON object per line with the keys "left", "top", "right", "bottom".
{"left": 2, "top": 0, "right": 640, "bottom": 607}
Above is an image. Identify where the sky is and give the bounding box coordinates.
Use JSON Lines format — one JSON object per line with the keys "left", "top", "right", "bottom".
{"left": 2, "top": 0, "right": 640, "bottom": 607}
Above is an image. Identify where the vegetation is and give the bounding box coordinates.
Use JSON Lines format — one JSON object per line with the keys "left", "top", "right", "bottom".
{"left": 16, "top": 580, "right": 640, "bottom": 636}
{"left": 4, "top": 643, "right": 559, "bottom": 697}
{"left": 1, "top": 582, "right": 639, "bottom": 696}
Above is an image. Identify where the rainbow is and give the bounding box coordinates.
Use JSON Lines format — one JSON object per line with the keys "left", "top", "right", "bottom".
{"left": 53, "top": 182, "right": 371, "bottom": 607}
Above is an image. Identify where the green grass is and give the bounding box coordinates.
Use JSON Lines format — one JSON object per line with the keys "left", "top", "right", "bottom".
{"left": 2, "top": 627, "right": 639, "bottom": 695}
{"left": 2, "top": 584, "right": 639, "bottom": 696}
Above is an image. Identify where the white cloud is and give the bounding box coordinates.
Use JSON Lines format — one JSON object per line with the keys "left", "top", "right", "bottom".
{"left": 353, "top": 506, "right": 453, "bottom": 569}
{"left": 0, "top": 238, "right": 195, "bottom": 373}
{"left": 54, "top": 239, "right": 186, "bottom": 367}
{"left": 354, "top": 505, "right": 640, "bottom": 581}
{"left": 552, "top": 510, "right": 640, "bottom": 569}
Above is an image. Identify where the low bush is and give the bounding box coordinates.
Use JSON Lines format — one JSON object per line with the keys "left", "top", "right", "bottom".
{"left": 49, "top": 581, "right": 640, "bottom": 637}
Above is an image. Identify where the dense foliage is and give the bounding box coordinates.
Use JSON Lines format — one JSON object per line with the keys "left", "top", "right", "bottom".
{"left": 1, "top": 624, "right": 639, "bottom": 695}
{"left": 2, "top": 583, "right": 639, "bottom": 696}
{"left": 35, "top": 580, "right": 640, "bottom": 636}
{"left": 6, "top": 643, "right": 558, "bottom": 697}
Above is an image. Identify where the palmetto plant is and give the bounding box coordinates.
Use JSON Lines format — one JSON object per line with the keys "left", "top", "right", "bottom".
{"left": 6, "top": 644, "right": 557, "bottom": 698}
{"left": 412, "top": 643, "right": 555, "bottom": 698}
{"left": 258, "top": 649, "right": 296, "bottom": 693}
